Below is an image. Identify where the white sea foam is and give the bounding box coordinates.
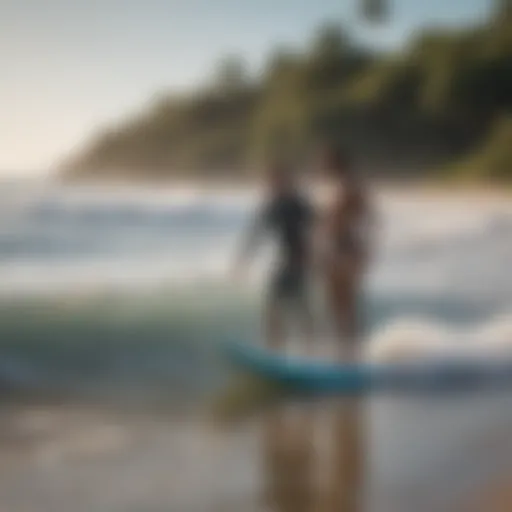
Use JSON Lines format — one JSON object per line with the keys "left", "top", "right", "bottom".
{"left": 366, "top": 314, "right": 512, "bottom": 362}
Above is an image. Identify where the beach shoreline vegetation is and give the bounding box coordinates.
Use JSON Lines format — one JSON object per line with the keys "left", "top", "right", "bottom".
{"left": 59, "top": 6, "right": 511, "bottom": 185}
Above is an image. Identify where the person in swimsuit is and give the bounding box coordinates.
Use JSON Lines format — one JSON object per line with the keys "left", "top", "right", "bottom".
{"left": 319, "top": 146, "right": 375, "bottom": 361}
{"left": 234, "top": 163, "right": 315, "bottom": 351}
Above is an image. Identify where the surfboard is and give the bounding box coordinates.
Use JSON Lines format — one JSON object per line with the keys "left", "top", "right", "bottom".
{"left": 224, "top": 342, "right": 512, "bottom": 394}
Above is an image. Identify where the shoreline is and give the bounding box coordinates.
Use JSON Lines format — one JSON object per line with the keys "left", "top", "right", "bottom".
{"left": 48, "top": 176, "right": 512, "bottom": 203}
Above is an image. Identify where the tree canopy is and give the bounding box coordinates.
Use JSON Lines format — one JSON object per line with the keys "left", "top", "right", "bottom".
{"left": 61, "top": 12, "right": 512, "bottom": 183}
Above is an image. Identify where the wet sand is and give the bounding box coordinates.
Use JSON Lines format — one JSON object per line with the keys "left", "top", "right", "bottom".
{"left": 2, "top": 390, "right": 512, "bottom": 512}
{"left": 465, "top": 476, "right": 512, "bottom": 512}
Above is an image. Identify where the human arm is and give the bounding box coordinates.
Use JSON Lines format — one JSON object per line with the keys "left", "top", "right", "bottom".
{"left": 231, "top": 204, "right": 269, "bottom": 276}
{"left": 357, "top": 190, "right": 379, "bottom": 266}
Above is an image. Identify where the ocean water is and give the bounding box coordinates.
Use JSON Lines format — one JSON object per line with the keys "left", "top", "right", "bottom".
{"left": 0, "top": 181, "right": 263, "bottom": 406}
{"left": 1, "top": 181, "right": 512, "bottom": 511}
{"left": 1, "top": 181, "right": 511, "bottom": 400}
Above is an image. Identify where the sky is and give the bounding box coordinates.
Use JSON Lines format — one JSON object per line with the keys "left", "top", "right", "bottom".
{"left": 0, "top": 0, "right": 493, "bottom": 174}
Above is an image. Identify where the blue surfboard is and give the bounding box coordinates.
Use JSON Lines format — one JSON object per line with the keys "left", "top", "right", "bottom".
{"left": 224, "top": 342, "right": 512, "bottom": 394}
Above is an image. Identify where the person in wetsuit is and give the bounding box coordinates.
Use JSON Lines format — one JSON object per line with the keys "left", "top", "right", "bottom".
{"left": 234, "top": 163, "right": 315, "bottom": 351}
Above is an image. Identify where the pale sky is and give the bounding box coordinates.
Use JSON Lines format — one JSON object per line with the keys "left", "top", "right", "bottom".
{"left": 0, "top": 0, "right": 492, "bottom": 174}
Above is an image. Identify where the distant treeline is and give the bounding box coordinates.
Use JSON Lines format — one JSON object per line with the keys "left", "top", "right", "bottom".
{"left": 61, "top": 7, "right": 512, "bottom": 182}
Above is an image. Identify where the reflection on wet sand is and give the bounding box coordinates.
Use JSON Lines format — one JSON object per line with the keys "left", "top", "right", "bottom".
{"left": 262, "top": 407, "right": 315, "bottom": 512}
{"left": 463, "top": 475, "right": 512, "bottom": 512}
{"left": 324, "top": 400, "right": 364, "bottom": 512}
{"left": 262, "top": 399, "right": 365, "bottom": 512}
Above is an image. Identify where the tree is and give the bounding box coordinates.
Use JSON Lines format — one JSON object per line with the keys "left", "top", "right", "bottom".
{"left": 496, "top": 0, "right": 512, "bottom": 19}
{"left": 310, "top": 22, "right": 349, "bottom": 59}
{"left": 212, "top": 55, "right": 249, "bottom": 92}
{"left": 361, "top": 0, "right": 389, "bottom": 24}
{"left": 264, "top": 46, "right": 301, "bottom": 83}
{"left": 60, "top": 13, "right": 512, "bottom": 184}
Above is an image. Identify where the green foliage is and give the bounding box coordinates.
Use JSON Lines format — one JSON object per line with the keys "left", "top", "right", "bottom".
{"left": 211, "top": 55, "right": 249, "bottom": 92}
{"left": 343, "top": 57, "right": 418, "bottom": 106}
{"left": 442, "top": 116, "right": 512, "bottom": 182}
{"left": 61, "top": 13, "right": 512, "bottom": 183}
{"left": 496, "top": 0, "right": 512, "bottom": 20}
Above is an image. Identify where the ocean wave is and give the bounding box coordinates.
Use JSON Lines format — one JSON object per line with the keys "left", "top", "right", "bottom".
{"left": 0, "top": 278, "right": 509, "bottom": 404}
{"left": 381, "top": 208, "right": 512, "bottom": 261}
{"left": 366, "top": 314, "right": 512, "bottom": 363}
{"left": 0, "top": 184, "right": 511, "bottom": 406}
{"left": 0, "top": 285, "right": 259, "bottom": 405}
{"left": 0, "top": 355, "right": 41, "bottom": 391}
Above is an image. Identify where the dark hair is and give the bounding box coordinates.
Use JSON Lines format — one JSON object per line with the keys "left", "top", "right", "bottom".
{"left": 321, "top": 144, "right": 354, "bottom": 177}
{"left": 267, "top": 160, "right": 294, "bottom": 181}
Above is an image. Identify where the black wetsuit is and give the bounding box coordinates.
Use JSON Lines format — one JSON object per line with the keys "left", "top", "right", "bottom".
{"left": 260, "top": 192, "right": 314, "bottom": 301}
